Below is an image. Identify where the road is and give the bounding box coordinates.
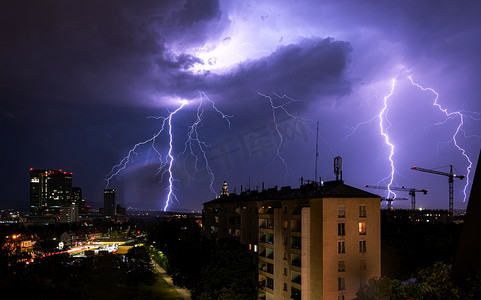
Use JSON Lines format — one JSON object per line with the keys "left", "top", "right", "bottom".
{"left": 151, "top": 259, "right": 192, "bottom": 300}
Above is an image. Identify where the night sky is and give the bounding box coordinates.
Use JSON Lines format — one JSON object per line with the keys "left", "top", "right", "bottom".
{"left": 2, "top": 0, "right": 481, "bottom": 211}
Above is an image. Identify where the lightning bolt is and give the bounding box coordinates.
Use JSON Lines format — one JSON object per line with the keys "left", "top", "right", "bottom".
{"left": 257, "top": 92, "right": 309, "bottom": 181}
{"left": 106, "top": 93, "right": 232, "bottom": 211}
{"left": 379, "top": 79, "right": 397, "bottom": 199}
{"left": 346, "top": 80, "right": 398, "bottom": 200}
{"left": 180, "top": 92, "right": 233, "bottom": 199}
{"left": 105, "top": 102, "right": 186, "bottom": 210}
{"left": 164, "top": 103, "right": 186, "bottom": 210}
{"left": 408, "top": 76, "right": 473, "bottom": 202}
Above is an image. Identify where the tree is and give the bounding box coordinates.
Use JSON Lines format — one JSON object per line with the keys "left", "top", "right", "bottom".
{"left": 412, "top": 262, "right": 460, "bottom": 300}
{"left": 193, "top": 238, "right": 257, "bottom": 300}
{"left": 357, "top": 262, "right": 461, "bottom": 300}
{"left": 126, "top": 246, "right": 154, "bottom": 284}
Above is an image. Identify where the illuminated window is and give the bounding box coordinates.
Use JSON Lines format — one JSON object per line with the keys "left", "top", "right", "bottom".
{"left": 359, "top": 240, "right": 367, "bottom": 253}
{"left": 338, "top": 205, "right": 345, "bottom": 218}
{"left": 338, "top": 241, "right": 345, "bottom": 254}
{"left": 338, "top": 277, "right": 346, "bottom": 290}
{"left": 359, "top": 222, "right": 367, "bottom": 235}
{"left": 283, "top": 220, "right": 289, "bottom": 229}
{"left": 338, "top": 223, "right": 345, "bottom": 236}
{"left": 338, "top": 259, "right": 345, "bottom": 272}
{"left": 359, "top": 205, "right": 367, "bottom": 218}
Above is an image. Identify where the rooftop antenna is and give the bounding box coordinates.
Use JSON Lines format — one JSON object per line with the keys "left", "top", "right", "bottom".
{"left": 334, "top": 156, "right": 342, "bottom": 181}
{"left": 315, "top": 119, "right": 319, "bottom": 182}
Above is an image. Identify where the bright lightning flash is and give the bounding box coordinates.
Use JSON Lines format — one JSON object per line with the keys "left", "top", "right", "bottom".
{"left": 257, "top": 92, "right": 310, "bottom": 182}
{"left": 408, "top": 76, "right": 473, "bottom": 202}
{"left": 379, "top": 79, "right": 397, "bottom": 199}
{"left": 180, "top": 92, "right": 233, "bottom": 200}
{"left": 106, "top": 93, "right": 232, "bottom": 211}
{"left": 345, "top": 79, "right": 398, "bottom": 200}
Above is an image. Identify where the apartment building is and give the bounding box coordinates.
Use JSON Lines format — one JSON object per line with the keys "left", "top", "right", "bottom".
{"left": 203, "top": 180, "right": 381, "bottom": 300}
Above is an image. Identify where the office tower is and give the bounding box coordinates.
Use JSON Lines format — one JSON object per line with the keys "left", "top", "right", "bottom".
{"left": 203, "top": 180, "right": 381, "bottom": 300}
{"left": 30, "top": 169, "right": 72, "bottom": 216}
{"left": 72, "top": 186, "right": 82, "bottom": 206}
{"left": 104, "top": 189, "right": 116, "bottom": 218}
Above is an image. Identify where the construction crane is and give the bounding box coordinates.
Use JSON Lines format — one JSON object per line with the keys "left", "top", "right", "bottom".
{"left": 411, "top": 165, "right": 465, "bottom": 221}
{"left": 381, "top": 197, "right": 409, "bottom": 211}
{"left": 365, "top": 185, "right": 428, "bottom": 211}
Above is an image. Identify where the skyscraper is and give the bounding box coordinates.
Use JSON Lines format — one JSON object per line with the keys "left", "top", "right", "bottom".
{"left": 30, "top": 169, "right": 73, "bottom": 216}
{"left": 104, "top": 189, "right": 116, "bottom": 218}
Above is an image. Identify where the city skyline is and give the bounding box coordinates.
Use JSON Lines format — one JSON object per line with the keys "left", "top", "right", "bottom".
{"left": 2, "top": 1, "right": 481, "bottom": 211}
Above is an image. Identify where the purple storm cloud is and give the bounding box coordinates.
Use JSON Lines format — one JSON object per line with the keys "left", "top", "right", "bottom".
{"left": 1, "top": 0, "right": 480, "bottom": 211}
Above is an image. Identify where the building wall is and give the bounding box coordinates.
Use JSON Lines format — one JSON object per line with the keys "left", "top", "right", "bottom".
{"left": 202, "top": 183, "right": 381, "bottom": 300}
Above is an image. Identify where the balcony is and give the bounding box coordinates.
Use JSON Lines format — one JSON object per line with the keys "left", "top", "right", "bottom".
{"left": 291, "top": 236, "right": 301, "bottom": 250}
{"left": 291, "top": 254, "right": 301, "bottom": 268}
{"left": 260, "top": 262, "right": 274, "bottom": 275}
{"left": 259, "top": 247, "right": 274, "bottom": 260}
{"left": 259, "top": 206, "right": 274, "bottom": 214}
{"left": 260, "top": 233, "right": 274, "bottom": 245}
{"left": 259, "top": 218, "right": 274, "bottom": 229}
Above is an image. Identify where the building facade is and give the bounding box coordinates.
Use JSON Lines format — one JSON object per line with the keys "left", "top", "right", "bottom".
{"left": 30, "top": 169, "right": 73, "bottom": 216}
{"left": 59, "top": 203, "right": 79, "bottom": 223}
{"left": 203, "top": 180, "right": 381, "bottom": 300}
{"left": 104, "top": 189, "right": 116, "bottom": 218}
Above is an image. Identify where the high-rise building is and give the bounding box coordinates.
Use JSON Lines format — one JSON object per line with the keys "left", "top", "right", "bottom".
{"left": 30, "top": 169, "right": 73, "bottom": 216}
{"left": 59, "top": 203, "right": 78, "bottom": 223}
{"left": 72, "top": 186, "right": 82, "bottom": 206}
{"left": 203, "top": 180, "right": 381, "bottom": 300}
{"left": 104, "top": 189, "right": 116, "bottom": 218}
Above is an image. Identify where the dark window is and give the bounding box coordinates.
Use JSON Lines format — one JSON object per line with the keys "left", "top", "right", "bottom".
{"left": 360, "top": 259, "right": 367, "bottom": 271}
{"left": 338, "top": 223, "right": 345, "bottom": 236}
{"left": 267, "top": 277, "right": 274, "bottom": 289}
{"left": 359, "top": 240, "right": 367, "bottom": 253}
{"left": 291, "top": 236, "right": 301, "bottom": 250}
{"left": 338, "top": 259, "right": 346, "bottom": 272}
{"left": 291, "top": 287, "right": 301, "bottom": 300}
{"left": 338, "top": 241, "right": 345, "bottom": 254}
{"left": 338, "top": 205, "right": 346, "bottom": 218}
{"left": 359, "top": 205, "right": 367, "bottom": 218}
{"left": 338, "top": 277, "right": 346, "bottom": 290}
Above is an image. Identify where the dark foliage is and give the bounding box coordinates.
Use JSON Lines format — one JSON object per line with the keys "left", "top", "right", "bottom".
{"left": 147, "top": 218, "right": 258, "bottom": 299}
{"left": 381, "top": 214, "right": 462, "bottom": 279}
{"left": 357, "top": 261, "right": 481, "bottom": 300}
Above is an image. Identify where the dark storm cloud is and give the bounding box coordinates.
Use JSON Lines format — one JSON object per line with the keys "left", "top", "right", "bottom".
{"left": 223, "top": 38, "right": 352, "bottom": 100}
{"left": 168, "top": 37, "right": 353, "bottom": 108}
{"left": 1, "top": 0, "right": 224, "bottom": 107}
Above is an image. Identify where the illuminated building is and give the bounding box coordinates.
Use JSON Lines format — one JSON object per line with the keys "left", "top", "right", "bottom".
{"left": 104, "top": 189, "right": 116, "bottom": 218}
{"left": 72, "top": 186, "right": 82, "bottom": 206}
{"left": 59, "top": 203, "right": 78, "bottom": 223}
{"left": 29, "top": 169, "right": 73, "bottom": 216}
{"left": 203, "top": 180, "right": 381, "bottom": 300}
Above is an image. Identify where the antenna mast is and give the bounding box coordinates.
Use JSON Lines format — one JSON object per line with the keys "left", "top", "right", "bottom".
{"left": 315, "top": 119, "right": 319, "bottom": 182}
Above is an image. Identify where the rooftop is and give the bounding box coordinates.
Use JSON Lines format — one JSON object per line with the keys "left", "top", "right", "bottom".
{"left": 204, "top": 180, "right": 380, "bottom": 205}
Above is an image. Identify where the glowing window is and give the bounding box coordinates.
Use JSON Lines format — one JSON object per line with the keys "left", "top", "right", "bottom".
{"left": 359, "top": 222, "right": 367, "bottom": 235}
